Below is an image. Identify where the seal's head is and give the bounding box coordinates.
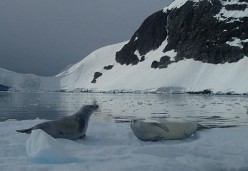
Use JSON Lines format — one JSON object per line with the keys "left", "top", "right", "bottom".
{"left": 130, "top": 119, "right": 144, "bottom": 127}
{"left": 130, "top": 119, "right": 146, "bottom": 134}
{"left": 75, "top": 103, "right": 99, "bottom": 119}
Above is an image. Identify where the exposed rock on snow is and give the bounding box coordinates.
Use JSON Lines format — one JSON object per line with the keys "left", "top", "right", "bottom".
{"left": 91, "top": 72, "right": 103, "bottom": 83}
{"left": 116, "top": 10, "right": 168, "bottom": 65}
{"left": 116, "top": 0, "right": 248, "bottom": 66}
{"left": 103, "top": 65, "right": 114, "bottom": 70}
{"left": 151, "top": 56, "right": 173, "bottom": 69}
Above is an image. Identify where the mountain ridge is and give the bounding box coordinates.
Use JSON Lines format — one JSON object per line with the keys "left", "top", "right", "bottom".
{"left": 116, "top": 0, "right": 248, "bottom": 67}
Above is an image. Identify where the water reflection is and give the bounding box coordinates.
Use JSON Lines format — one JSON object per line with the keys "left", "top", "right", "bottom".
{"left": 0, "top": 92, "right": 247, "bottom": 127}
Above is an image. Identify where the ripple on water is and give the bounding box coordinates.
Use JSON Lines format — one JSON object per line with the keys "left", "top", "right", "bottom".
{"left": 0, "top": 92, "right": 247, "bottom": 127}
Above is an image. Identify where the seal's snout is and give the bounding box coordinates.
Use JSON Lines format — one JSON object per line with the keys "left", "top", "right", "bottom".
{"left": 91, "top": 100, "right": 99, "bottom": 110}
{"left": 130, "top": 119, "right": 137, "bottom": 124}
{"left": 88, "top": 104, "right": 99, "bottom": 111}
{"left": 94, "top": 104, "right": 99, "bottom": 110}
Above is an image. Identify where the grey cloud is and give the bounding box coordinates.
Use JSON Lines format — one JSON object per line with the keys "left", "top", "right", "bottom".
{"left": 0, "top": 0, "right": 172, "bottom": 76}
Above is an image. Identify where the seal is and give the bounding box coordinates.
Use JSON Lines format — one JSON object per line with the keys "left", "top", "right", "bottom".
{"left": 16, "top": 102, "right": 99, "bottom": 140}
{"left": 130, "top": 120, "right": 199, "bottom": 141}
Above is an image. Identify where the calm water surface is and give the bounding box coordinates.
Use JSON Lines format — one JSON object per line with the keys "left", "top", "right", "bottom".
{"left": 0, "top": 92, "right": 248, "bottom": 127}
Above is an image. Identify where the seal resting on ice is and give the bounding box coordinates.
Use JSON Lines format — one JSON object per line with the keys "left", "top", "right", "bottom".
{"left": 16, "top": 103, "right": 99, "bottom": 140}
{"left": 130, "top": 120, "right": 202, "bottom": 141}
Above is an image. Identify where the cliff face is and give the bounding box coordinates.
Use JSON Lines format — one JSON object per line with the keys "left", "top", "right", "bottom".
{"left": 115, "top": 11, "right": 168, "bottom": 65}
{"left": 115, "top": 0, "right": 248, "bottom": 67}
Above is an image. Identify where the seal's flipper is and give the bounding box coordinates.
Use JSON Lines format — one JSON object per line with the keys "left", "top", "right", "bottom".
{"left": 146, "top": 135, "right": 164, "bottom": 141}
{"left": 197, "top": 123, "right": 236, "bottom": 130}
{"left": 197, "top": 124, "right": 210, "bottom": 130}
{"left": 151, "top": 123, "right": 169, "bottom": 132}
{"left": 16, "top": 127, "right": 33, "bottom": 134}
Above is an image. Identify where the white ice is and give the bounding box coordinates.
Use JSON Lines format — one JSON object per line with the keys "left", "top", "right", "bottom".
{"left": 26, "top": 129, "right": 75, "bottom": 163}
{"left": 0, "top": 119, "right": 248, "bottom": 171}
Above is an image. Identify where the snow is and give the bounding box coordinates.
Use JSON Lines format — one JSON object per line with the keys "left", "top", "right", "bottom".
{"left": 0, "top": 119, "right": 248, "bottom": 171}
{"left": 26, "top": 129, "right": 75, "bottom": 163}
{"left": 58, "top": 39, "right": 248, "bottom": 94}
{"left": 163, "top": 0, "right": 210, "bottom": 12}
{"left": 226, "top": 37, "right": 248, "bottom": 48}
{"left": 214, "top": 0, "right": 248, "bottom": 22}
{"left": 58, "top": 42, "right": 128, "bottom": 91}
{"left": 1, "top": 39, "right": 248, "bottom": 94}
{"left": 164, "top": 49, "right": 177, "bottom": 61}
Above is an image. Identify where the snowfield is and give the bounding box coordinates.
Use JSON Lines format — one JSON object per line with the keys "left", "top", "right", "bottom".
{"left": 0, "top": 119, "right": 248, "bottom": 171}
{"left": 1, "top": 40, "right": 248, "bottom": 94}
{"left": 54, "top": 39, "right": 248, "bottom": 94}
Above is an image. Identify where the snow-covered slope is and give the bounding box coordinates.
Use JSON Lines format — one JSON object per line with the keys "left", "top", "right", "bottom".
{"left": 54, "top": 0, "right": 248, "bottom": 94}
{"left": 0, "top": 0, "right": 248, "bottom": 94}
{"left": 58, "top": 40, "right": 248, "bottom": 94}
{"left": 1, "top": 40, "right": 247, "bottom": 93}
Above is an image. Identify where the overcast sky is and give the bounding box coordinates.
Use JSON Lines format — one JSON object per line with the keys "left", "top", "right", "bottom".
{"left": 0, "top": 0, "right": 172, "bottom": 76}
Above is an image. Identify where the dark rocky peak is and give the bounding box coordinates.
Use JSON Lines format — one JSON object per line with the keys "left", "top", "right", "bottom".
{"left": 115, "top": 11, "right": 168, "bottom": 65}
{"left": 225, "top": 4, "right": 247, "bottom": 11}
{"left": 115, "top": 0, "right": 248, "bottom": 67}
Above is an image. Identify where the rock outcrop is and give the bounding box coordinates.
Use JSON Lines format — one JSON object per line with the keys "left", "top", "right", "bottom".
{"left": 115, "top": 0, "right": 248, "bottom": 67}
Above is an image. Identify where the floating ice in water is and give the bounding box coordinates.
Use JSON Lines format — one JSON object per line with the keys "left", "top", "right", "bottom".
{"left": 26, "top": 129, "right": 75, "bottom": 163}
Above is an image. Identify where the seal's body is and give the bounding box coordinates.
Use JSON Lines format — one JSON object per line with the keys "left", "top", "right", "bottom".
{"left": 17, "top": 103, "right": 99, "bottom": 140}
{"left": 130, "top": 120, "right": 198, "bottom": 141}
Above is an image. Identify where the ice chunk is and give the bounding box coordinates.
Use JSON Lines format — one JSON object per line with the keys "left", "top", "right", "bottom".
{"left": 26, "top": 129, "right": 74, "bottom": 163}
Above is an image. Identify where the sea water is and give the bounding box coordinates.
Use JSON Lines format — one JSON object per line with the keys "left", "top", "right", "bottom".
{"left": 0, "top": 92, "right": 247, "bottom": 127}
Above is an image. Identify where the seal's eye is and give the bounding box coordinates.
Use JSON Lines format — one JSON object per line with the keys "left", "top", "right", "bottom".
{"left": 90, "top": 105, "right": 99, "bottom": 109}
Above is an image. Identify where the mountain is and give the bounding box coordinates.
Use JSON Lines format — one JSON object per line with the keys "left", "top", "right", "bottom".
{"left": 116, "top": 0, "right": 248, "bottom": 65}
{"left": 1, "top": 0, "right": 248, "bottom": 94}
